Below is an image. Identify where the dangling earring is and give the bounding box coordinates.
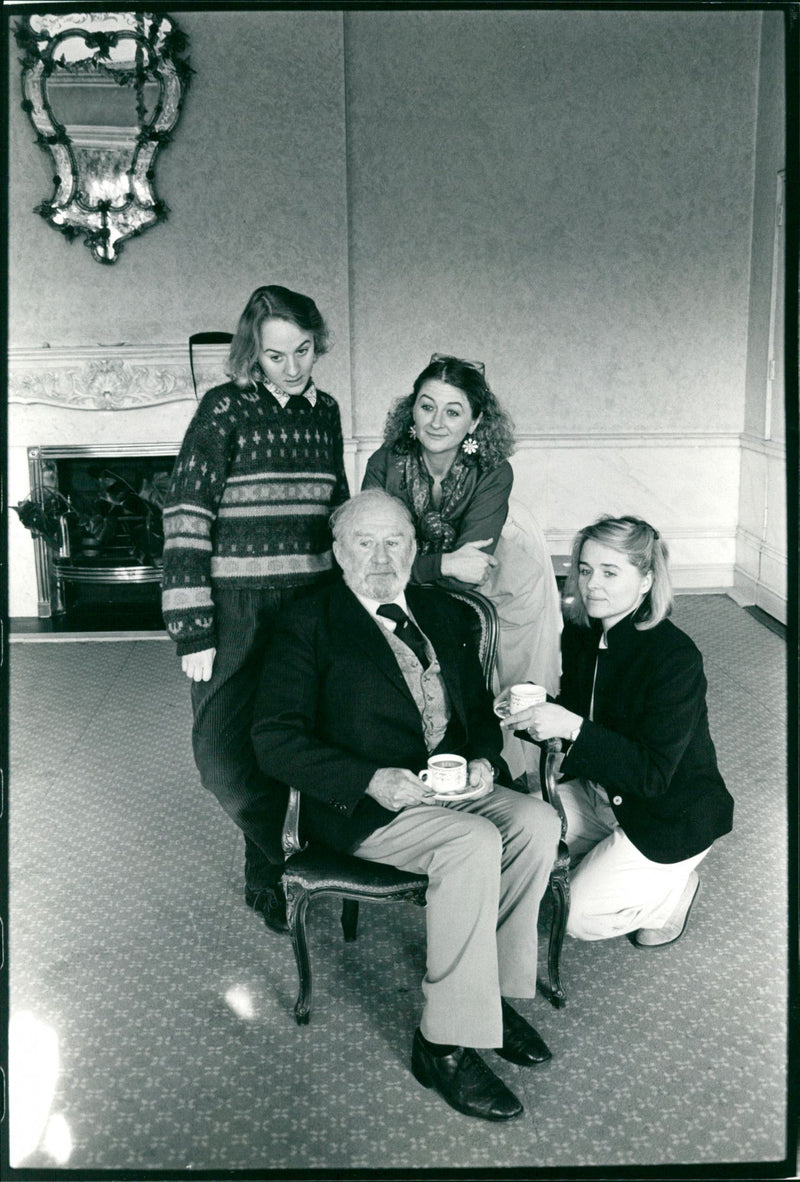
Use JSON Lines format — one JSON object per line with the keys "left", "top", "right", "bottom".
{"left": 408, "top": 425, "right": 417, "bottom": 440}
{"left": 462, "top": 434, "right": 479, "bottom": 456}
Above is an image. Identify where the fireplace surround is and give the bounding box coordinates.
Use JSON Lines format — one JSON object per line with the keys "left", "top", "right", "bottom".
{"left": 26, "top": 442, "right": 177, "bottom": 626}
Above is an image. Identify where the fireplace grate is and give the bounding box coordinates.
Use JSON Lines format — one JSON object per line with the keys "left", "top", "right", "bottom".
{"left": 25, "top": 444, "right": 178, "bottom": 627}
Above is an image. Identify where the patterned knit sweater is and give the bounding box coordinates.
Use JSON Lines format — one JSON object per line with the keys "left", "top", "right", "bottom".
{"left": 161, "top": 380, "right": 349, "bottom": 655}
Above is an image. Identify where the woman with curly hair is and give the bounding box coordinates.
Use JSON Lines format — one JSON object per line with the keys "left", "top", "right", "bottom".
{"left": 362, "top": 355, "right": 561, "bottom": 774}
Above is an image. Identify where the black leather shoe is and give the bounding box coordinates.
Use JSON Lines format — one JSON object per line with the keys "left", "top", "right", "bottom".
{"left": 411, "top": 1029, "right": 523, "bottom": 1121}
{"left": 496, "top": 999, "right": 552, "bottom": 1067}
{"left": 244, "top": 883, "right": 288, "bottom": 934}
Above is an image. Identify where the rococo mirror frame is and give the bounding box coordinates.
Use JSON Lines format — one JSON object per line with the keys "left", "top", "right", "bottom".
{"left": 15, "top": 11, "right": 191, "bottom": 264}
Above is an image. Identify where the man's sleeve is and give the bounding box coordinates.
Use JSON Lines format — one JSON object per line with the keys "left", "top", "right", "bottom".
{"left": 251, "top": 609, "right": 381, "bottom": 816}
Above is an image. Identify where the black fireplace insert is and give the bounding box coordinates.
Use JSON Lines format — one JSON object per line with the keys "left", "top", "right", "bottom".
{"left": 19, "top": 444, "right": 178, "bottom": 631}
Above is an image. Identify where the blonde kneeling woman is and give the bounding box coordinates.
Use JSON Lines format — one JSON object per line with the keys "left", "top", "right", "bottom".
{"left": 497, "top": 515, "right": 733, "bottom": 947}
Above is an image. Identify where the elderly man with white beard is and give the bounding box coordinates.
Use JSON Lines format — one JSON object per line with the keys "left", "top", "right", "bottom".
{"left": 251, "top": 489, "right": 561, "bottom": 1121}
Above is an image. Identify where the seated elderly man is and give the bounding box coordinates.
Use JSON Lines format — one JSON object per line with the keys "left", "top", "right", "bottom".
{"left": 251, "top": 489, "right": 561, "bottom": 1122}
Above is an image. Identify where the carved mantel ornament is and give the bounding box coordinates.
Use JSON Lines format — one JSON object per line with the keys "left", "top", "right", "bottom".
{"left": 9, "top": 344, "right": 229, "bottom": 410}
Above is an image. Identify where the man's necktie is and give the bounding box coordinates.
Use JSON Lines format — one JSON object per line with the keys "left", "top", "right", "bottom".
{"left": 376, "top": 604, "right": 430, "bottom": 669}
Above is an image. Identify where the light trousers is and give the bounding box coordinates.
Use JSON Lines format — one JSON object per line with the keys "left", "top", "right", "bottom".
{"left": 559, "top": 776, "right": 709, "bottom": 941}
{"left": 352, "top": 786, "right": 561, "bottom": 1048}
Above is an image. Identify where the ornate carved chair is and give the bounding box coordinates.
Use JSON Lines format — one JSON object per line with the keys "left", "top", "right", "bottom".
{"left": 278, "top": 588, "right": 570, "bottom": 1023}
{"left": 537, "top": 737, "right": 570, "bottom": 1008}
{"left": 278, "top": 589, "right": 495, "bottom": 1024}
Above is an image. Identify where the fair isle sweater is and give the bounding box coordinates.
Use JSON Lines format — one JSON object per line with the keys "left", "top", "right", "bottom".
{"left": 161, "top": 380, "right": 349, "bottom": 656}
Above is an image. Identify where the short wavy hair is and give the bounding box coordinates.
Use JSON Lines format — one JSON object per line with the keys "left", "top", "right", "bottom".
{"left": 562, "top": 514, "right": 672, "bottom": 630}
{"left": 227, "top": 285, "right": 330, "bottom": 388}
{"left": 382, "top": 355, "right": 515, "bottom": 471}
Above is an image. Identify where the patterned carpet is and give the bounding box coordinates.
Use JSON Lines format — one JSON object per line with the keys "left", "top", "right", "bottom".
{"left": 7, "top": 595, "right": 790, "bottom": 1173}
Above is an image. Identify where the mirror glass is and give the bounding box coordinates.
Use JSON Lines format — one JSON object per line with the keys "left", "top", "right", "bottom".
{"left": 16, "top": 12, "right": 191, "bottom": 263}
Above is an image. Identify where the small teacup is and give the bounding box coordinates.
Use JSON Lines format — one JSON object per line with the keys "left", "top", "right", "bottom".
{"left": 508, "top": 683, "right": 548, "bottom": 714}
{"left": 419, "top": 754, "right": 468, "bottom": 795}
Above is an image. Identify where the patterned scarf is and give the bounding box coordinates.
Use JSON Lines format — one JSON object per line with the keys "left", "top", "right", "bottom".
{"left": 399, "top": 446, "right": 476, "bottom": 554}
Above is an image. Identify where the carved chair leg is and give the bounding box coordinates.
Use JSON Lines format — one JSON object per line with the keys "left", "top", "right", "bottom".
{"left": 284, "top": 880, "right": 313, "bottom": 1025}
{"left": 542, "top": 868, "right": 570, "bottom": 1009}
{"left": 341, "top": 898, "right": 359, "bottom": 941}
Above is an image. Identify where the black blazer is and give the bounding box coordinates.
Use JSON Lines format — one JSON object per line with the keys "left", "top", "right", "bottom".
{"left": 558, "top": 612, "right": 733, "bottom": 864}
{"left": 250, "top": 580, "right": 509, "bottom": 855}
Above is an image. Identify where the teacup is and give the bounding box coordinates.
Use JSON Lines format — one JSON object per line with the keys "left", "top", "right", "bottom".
{"left": 508, "top": 683, "right": 548, "bottom": 714}
{"left": 419, "top": 753, "right": 468, "bottom": 794}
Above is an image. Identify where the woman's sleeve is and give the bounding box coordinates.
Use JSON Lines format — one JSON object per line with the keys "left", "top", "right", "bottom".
{"left": 161, "top": 392, "right": 231, "bottom": 656}
{"left": 554, "top": 624, "right": 583, "bottom": 711}
{"left": 361, "top": 447, "right": 389, "bottom": 491}
{"left": 451, "top": 461, "right": 512, "bottom": 553}
{"left": 414, "top": 462, "right": 513, "bottom": 587}
{"left": 561, "top": 640, "right": 707, "bottom": 800}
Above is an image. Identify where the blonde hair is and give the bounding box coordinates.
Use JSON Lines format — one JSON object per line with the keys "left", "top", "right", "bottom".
{"left": 562, "top": 515, "right": 672, "bottom": 630}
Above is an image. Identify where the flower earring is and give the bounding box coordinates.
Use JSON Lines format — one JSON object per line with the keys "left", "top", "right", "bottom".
{"left": 462, "top": 434, "right": 479, "bottom": 456}
{"left": 408, "top": 425, "right": 417, "bottom": 440}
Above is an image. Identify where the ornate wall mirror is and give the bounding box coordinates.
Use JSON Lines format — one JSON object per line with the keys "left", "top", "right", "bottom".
{"left": 16, "top": 12, "right": 191, "bottom": 263}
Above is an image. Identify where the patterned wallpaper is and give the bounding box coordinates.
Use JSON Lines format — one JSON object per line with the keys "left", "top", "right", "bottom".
{"left": 6, "top": 10, "right": 353, "bottom": 409}
{"left": 343, "top": 9, "right": 763, "bottom": 437}
{"left": 7, "top": 9, "right": 767, "bottom": 439}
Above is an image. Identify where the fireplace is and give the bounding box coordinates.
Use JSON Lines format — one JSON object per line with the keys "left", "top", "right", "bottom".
{"left": 25, "top": 443, "right": 177, "bottom": 629}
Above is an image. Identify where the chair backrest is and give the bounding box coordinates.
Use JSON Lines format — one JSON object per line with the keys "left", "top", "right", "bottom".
{"left": 442, "top": 588, "right": 499, "bottom": 691}
{"left": 188, "top": 331, "right": 234, "bottom": 399}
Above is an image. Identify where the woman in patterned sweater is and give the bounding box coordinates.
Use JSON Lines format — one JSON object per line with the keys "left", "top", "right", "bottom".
{"left": 162, "top": 286, "right": 349, "bottom": 930}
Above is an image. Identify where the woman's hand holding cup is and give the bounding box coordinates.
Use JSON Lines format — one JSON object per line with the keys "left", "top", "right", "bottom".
{"left": 495, "top": 682, "right": 546, "bottom": 729}
{"left": 502, "top": 700, "right": 584, "bottom": 742}
{"left": 496, "top": 683, "right": 581, "bottom": 741}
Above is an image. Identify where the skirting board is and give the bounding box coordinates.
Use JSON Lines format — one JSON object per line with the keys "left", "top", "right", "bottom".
{"left": 731, "top": 569, "right": 788, "bottom": 625}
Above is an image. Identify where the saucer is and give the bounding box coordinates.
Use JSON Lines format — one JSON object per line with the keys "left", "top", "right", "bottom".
{"left": 424, "top": 782, "right": 491, "bottom": 805}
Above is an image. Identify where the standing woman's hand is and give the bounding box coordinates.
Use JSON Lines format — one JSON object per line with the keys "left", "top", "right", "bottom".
{"left": 182, "top": 648, "right": 216, "bottom": 682}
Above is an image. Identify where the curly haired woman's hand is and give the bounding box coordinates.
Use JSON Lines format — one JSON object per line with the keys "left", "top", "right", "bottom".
{"left": 441, "top": 539, "right": 497, "bottom": 584}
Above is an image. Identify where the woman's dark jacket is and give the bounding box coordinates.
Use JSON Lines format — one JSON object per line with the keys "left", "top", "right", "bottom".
{"left": 558, "top": 611, "right": 733, "bottom": 864}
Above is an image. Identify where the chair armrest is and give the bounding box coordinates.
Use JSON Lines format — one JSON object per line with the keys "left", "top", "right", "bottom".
{"left": 281, "top": 786, "right": 308, "bottom": 859}
{"left": 538, "top": 737, "right": 568, "bottom": 841}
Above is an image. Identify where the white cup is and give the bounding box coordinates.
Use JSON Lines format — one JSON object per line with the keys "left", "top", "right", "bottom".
{"left": 419, "top": 753, "right": 468, "bottom": 794}
{"left": 508, "top": 683, "right": 548, "bottom": 714}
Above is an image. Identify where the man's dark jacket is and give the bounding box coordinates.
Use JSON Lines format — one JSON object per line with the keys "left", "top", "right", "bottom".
{"left": 558, "top": 612, "right": 733, "bottom": 863}
{"left": 250, "top": 580, "right": 509, "bottom": 855}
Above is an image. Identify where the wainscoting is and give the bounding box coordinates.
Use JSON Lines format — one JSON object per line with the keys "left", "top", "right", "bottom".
{"left": 734, "top": 433, "right": 788, "bottom": 624}
{"left": 9, "top": 345, "right": 788, "bottom": 624}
